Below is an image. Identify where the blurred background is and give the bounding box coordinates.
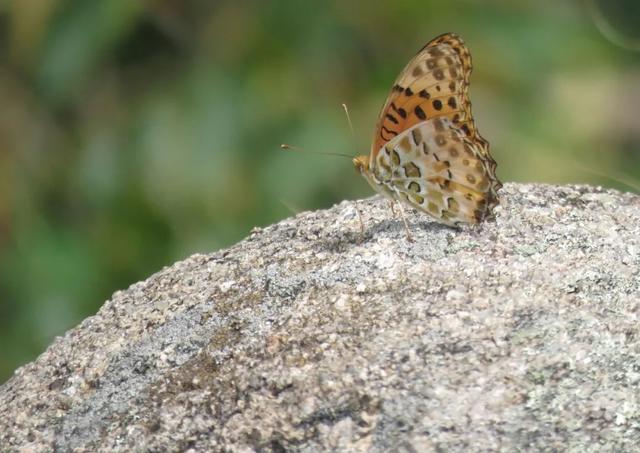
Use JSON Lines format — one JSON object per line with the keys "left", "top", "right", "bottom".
{"left": 1, "top": 0, "right": 639, "bottom": 383}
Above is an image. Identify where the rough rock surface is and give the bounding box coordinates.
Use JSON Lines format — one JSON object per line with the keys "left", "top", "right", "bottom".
{"left": 1, "top": 183, "right": 640, "bottom": 451}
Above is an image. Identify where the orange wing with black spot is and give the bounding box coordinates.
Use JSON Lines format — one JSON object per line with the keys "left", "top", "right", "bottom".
{"left": 371, "top": 33, "right": 492, "bottom": 171}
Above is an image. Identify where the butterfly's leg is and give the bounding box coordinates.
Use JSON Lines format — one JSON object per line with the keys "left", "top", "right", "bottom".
{"left": 353, "top": 199, "right": 365, "bottom": 235}
{"left": 388, "top": 186, "right": 414, "bottom": 241}
{"left": 388, "top": 201, "right": 397, "bottom": 218}
{"left": 393, "top": 200, "right": 414, "bottom": 242}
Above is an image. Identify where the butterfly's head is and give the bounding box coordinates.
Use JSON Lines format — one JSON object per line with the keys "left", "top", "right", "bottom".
{"left": 352, "top": 155, "right": 369, "bottom": 175}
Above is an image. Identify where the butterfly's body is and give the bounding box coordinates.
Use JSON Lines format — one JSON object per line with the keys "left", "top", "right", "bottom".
{"left": 356, "top": 32, "right": 501, "bottom": 228}
{"left": 353, "top": 156, "right": 395, "bottom": 205}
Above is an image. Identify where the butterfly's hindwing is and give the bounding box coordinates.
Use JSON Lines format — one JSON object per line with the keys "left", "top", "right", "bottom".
{"left": 372, "top": 119, "right": 499, "bottom": 225}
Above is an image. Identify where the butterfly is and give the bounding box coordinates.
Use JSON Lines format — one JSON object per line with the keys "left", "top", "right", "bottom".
{"left": 353, "top": 32, "right": 501, "bottom": 237}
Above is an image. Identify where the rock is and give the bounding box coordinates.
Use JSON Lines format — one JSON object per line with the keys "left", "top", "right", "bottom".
{"left": 1, "top": 183, "right": 639, "bottom": 451}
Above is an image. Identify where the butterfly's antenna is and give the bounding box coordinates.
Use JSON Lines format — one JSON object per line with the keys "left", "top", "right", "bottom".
{"left": 342, "top": 103, "right": 361, "bottom": 159}
{"left": 280, "top": 144, "right": 353, "bottom": 159}
{"left": 342, "top": 103, "right": 356, "bottom": 140}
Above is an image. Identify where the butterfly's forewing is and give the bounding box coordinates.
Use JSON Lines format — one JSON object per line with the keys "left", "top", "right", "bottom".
{"left": 377, "top": 118, "right": 499, "bottom": 225}
{"left": 372, "top": 33, "right": 491, "bottom": 163}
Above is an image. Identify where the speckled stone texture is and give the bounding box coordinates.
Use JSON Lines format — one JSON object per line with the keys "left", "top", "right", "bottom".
{"left": 1, "top": 183, "right": 639, "bottom": 451}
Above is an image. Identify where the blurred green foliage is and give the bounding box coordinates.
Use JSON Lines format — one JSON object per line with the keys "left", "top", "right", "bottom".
{"left": 1, "top": 0, "right": 639, "bottom": 382}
